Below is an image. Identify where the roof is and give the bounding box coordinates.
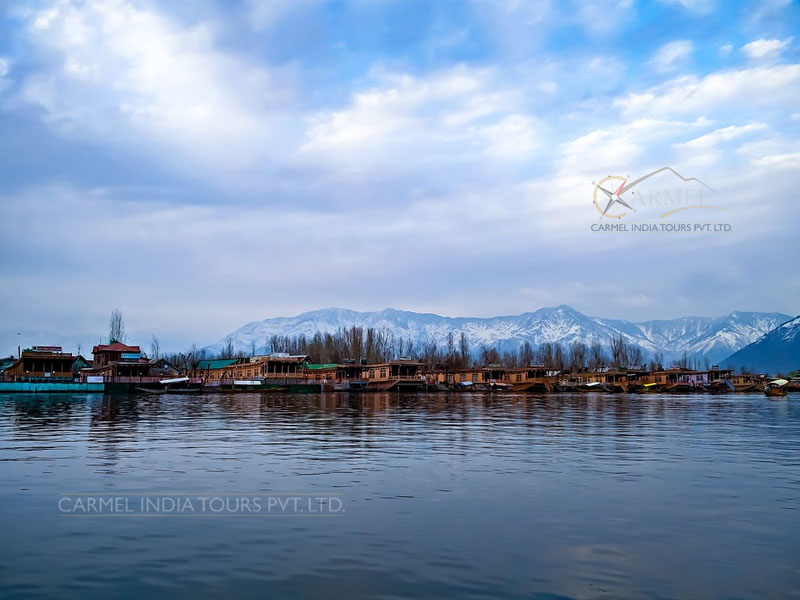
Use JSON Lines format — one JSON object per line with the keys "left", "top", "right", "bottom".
{"left": 20, "top": 350, "right": 75, "bottom": 359}
{"left": 251, "top": 354, "right": 308, "bottom": 363}
{"left": 92, "top": 342, "right": 141, "bottom": 354}
{"left": 0, "top": 357, "right": 17, "bottom": 369}
{"left": 196, "top": 358, "right": 238, "bottom": 370}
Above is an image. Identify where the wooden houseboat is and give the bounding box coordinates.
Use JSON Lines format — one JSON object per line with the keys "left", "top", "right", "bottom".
{"left": 4, "top": 346, "right": 82, "bottom": 382}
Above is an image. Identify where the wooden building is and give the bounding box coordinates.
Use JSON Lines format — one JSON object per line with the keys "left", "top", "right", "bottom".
{"left": 195, "top": 358, "right": 238, "bottom": 383}
{"left": 336, "top": 359, "right": 426, "bottom": 391}
{"left": 202, "top": 355, "right": 309, "bottom": 384}
{"left": 642, "top": 367, "right": 732, "bottom": 392}
{"left": 567, "top": 369, "right": 649, "bottom": 392}
{"left": 501, "top": 366, "right": 555, "bottom": 391}
{"left": 81, "top": 342, "right": 152, "bottom": 381}
{"left": 3, "top": 346, "right": 79, "bottom": 382}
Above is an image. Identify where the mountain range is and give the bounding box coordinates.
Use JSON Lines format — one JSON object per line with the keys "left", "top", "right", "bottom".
{"left": 722, "top": 316, "right": 800, "bottom": 374}
{"left": 203, "top": 306, "right": 792, "bottom": 365}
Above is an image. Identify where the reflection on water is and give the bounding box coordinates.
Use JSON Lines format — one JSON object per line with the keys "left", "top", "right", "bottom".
{"left": 1, "top": 392, "right": 799, "bottom": 599}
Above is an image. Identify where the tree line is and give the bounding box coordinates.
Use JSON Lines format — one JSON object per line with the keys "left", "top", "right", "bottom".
{"left": 211, "top": 326, "right": 658, "bottom": 372}
{"left": 108, "top": 310, "right": 729, "bottom": 374}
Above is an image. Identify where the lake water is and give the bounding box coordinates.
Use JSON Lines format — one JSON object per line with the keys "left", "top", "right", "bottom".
{"left": 0, "top": 392, "right": 798, "bottom": 599}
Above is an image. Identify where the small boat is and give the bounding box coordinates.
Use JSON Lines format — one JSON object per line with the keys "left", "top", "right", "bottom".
{"left": 136, "top": 387, "right": 202, "bottom": 394}
{"left": 136, "top": 377, "right": 202, "bottom": 394}
{"left": 576, "top": 381, "right": 610, "bottom": 392}
{"left": 552, "top": 381, "right": 575, "bottom": 392}
{"left": 705, "top": 380, "right": 735, "bottom": 394}
{"left": 160, "top": 377, "right": 190, "bottom": 386}
{"left": 629, "top": 382, "right": 657, "bottom": 394}
{"left": 488, "top": 382, "right": 513, "bottom": 391}
{"left": 764, "top": 379, "right": 789, "bottom": 397}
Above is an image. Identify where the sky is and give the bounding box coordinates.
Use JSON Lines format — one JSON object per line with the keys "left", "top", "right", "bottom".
{"left": 0, "top": 0, "right": 799, "bottom": 352}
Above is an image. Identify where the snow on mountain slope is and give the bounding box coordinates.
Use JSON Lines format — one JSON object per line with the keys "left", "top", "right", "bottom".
{"left": 621, "top": 311, "right": 792, "bottom": 363}
{"left": 723, "top": 315, "right": 800, "bottom": 374}
{"left": 203, "top": 306, "right": 791, "bottom": 363}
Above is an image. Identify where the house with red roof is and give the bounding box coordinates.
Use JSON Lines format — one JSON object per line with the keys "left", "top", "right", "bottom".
{"left": 83, "top": 342, "right": 151, "bottom": 380}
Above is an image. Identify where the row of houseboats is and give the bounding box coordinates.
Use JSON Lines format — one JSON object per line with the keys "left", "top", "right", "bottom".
{"left": 2, "top": 344, "right": 794, "bottom": 397}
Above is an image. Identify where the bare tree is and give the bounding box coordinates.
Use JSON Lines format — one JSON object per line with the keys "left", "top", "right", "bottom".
{"left": 569, "top": 341, "right": 587, "bottom": 371}
{"left": 502, "top": 351, "right": 519, "bottom": 367}
{"left": 150, "top": 335, "right": 160, "bottom": 360}
{"left": 627, "top": 345, "right": 643, "bottom": 369}
{"left": 553, "top": 344, "right": 566, "bottom": 370}
{"left": 109, "top": 309, "right": 126, "bottom": 344}
{"left": 519, "top": 341, "right": 534, "bottom": 367}
{"left": 480, "top": 345, "right": 501, "bottom": 365}
{"left": 589, "top": 341, "right": 606, "bottom": 369}
{"left": 459, "top": 333, "right": 470, "bottom": 367}
{"left": 538, "top": 342, "right": 555, "bottom": 368}
{"left": 220, "top": 338, "right": 235, "bottom": 360}
{"left": 610, "top": 336, "right": 628, "bottom": 367}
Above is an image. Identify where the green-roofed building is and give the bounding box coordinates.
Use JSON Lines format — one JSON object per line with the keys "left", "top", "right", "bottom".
{"left": 196, "top": 358, "right": 238, "bottom": 371}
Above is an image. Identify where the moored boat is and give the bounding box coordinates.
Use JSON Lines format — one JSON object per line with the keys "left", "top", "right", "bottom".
{"left": 576, "top": 381, "right": 611, "bottom": 392}
{"left": 136, "top": 376, "right": 203, "bottom": 394}
{"left": 764, "top": 379, "right": 789, "bottom": 397}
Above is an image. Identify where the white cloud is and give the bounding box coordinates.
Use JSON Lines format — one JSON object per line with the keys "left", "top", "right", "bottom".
{"left": 615, "top": 65, "right": 800, "bottom": 118}
{"left": 0, "top": 57, "right": 9, "bottom": 77}
{"left": 674, "top": 123, "right": 768, "bottom": 166}
{"left": 478, "top": 114, "right": 540, "bottom": 160}
{"left": 649, "top": 40, "right": 694, "bottom": 73}
{"left": 557, "top": 117, "right": 709, "bottom": 177}
{"left": 751, "top": 151, "right": 800, "bottom": 169}
{"left": 679, "top": 123, "right": 768, "bottom": 149}
{"left": 299, "top": 66, "right": 540, "bottom": 165}
{"left": 741, "top": 37, "right": 793, "bottom": 60}
{"left": 18, "top": 0, "right": 295, "bottom": 181}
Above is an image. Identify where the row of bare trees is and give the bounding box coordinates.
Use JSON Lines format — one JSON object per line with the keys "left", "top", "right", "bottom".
{"left": 107, "top": 310, "right": 706, "bottom": 374}
{"left": 205, "top": 327, "right": 657, "bottom": 372}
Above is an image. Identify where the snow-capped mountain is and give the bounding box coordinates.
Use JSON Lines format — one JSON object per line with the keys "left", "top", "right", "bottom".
{"left": 722, "top": 316, "right": 800, "bottom": 375}
{"left": 203, "top": 306, "right": 791, "bottom": 363}
{"left": 601, "top": 311, "right": 793, "bottom": 363}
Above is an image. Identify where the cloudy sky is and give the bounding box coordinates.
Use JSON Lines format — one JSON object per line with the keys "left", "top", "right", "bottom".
{"left": 0, "top": 0, "right": 799, "bottom": 352}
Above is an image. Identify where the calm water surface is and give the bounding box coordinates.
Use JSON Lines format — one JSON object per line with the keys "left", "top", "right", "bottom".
{"left": 0, "top": 392, "right": 798, "bottom": 599}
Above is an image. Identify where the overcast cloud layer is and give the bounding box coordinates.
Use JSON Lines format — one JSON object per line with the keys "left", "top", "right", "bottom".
{"left": 1, "top": 0, "right": 799, "bottom": 351}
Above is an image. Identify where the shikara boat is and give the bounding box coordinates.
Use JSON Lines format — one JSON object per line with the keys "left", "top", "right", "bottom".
{"left": 764, "top": 379, "right": 789, "bottom": 397}
{"left": 638, "top": 382, "right": 660, "bottom": 394}
{"left": 136, "top": 387, "right": 202, "bottom": 395}
{"left": 576, "top": 381, "right": 611, "bottom": 392}
{"left": 136, "top": 377, "right": 203, "bottom": 394}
